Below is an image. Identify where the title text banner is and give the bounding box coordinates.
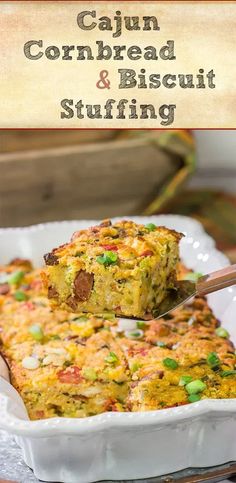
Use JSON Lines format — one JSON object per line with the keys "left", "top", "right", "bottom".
{"left": 1, "top": 1, "right": 235, "bottom": 128}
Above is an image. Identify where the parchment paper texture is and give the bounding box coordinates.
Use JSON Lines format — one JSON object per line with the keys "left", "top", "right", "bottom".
{"left": 0, "top": 1, "right": 235, "bottom": 128}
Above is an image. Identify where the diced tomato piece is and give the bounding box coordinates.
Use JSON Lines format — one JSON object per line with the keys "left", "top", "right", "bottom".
{"left": 35, "top": 410, "right": 45, "bottom": 418}
{"left": 165, "top": 401, "right": 187, "bottom": 409}
{"left": 137, "top": 347, "right": 149, "bottom": 356}
{"left": 21, "top": 301, "right": 35, "bottom": 311}
{"left": 30, "top": 279, "right": 42, "bottom": 290}
{"left": 128, "top": 347, "right": 149, "bottom": 357}
{"left": 141, "top": 250, "right": 154, "bottom": 257}
{"left": 100, "top": 244, "right": 118, "bottom": 251}
{"left": 0, "top": 283, "right": 10, "bottom": 295}
{"left": 90, "top": 226, "right": 101, "bottom": 233}
{"left": 58, "top": 366, "right": 83, "bottom": 384}
{"left": 111, "top": 403, "right": 119, "bottom": 412}
{"left": 156, "top": 324, "right": 171, "bottom": 337}
{"left": 104, "top": 398, "right": 119, "bottom": 411}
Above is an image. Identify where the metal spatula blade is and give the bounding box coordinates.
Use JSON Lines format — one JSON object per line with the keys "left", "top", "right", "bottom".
{"left": 152, "top": 263, "right": 236, "bottom": 320}
{"left": 128, "top": 264, "right": 236, "bottom": 321}
{"left": 152, "top": 280, "right": 196, "bottom": 319}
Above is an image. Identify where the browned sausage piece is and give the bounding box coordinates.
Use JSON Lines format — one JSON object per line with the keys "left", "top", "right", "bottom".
{"left": 71, "top": 229, "right": 86, "bottom": 241}
{"left": 99, "top": 219, "right": 112, "bottom": 227}
{"left": 74, "top": 270, "right": 94, "bottom": 302}
{"left": 9, "top": 258, "right": 33, "bottom": 271}
{"left": 48, "top": 286, "right": 59, "bottom": 299}
{"left": 0, "top": 283, "right": 10, "bottom": 295}
{"left": 67, "top": 295, "right": 78, "bottom": 310}
{"left": 44, "top": 252, "right": 59, "bottom": 266}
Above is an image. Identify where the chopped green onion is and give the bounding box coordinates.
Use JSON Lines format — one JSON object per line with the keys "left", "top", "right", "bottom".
{"left": 98, "top": 326, "right": 111, "bottom": 332}
{"left": 185, "top": 379, "right": 206, "bottom": 395}
{"left": 130, "top": 362, "right": 141, "bottom": 373}
{"left": 50, "top": 334, "right": 61, "bottom": 340}
{"left": 163, "top": 357, "right": 179, "bottom": 369}
{"left": 97, "top": 251, "right": 118, "bottom": 266}
{"left": 179, "top": 375, "right": 193, "bottom": 386}
{"left": 105, "top": 251, "right": 117, "bottom": 262}
{"left": 184, "top": 272, "right": 203, "bottom": 282}
{"left": 207, "top": 352, "right": 220, "bottom": 368}
{"left": 105, "top": 351, "right": 119, "bottom": 364}
{"left": 145, "top": 223, "right": 156, "bottom": 232}
{"left": 156, "top": 341, "right": 166, "bottom": 348}
{"left": 187, "top": 316, "right": 196, "bottom": 326}
{"left": 102, "top": 312, "right": 116, "bottom": 320}
{"left": 188, "top": 394, "right": 201, "bottom": 403}
{"left": 14, "top": 290, "right": 28, "bottom": 302}
{"left": 83, "top": 368, "right": 97, "bottom": 381}
{"left": 220, "top": 370, "right": 236, "bottom": 377}
{"left": 72, "top": 316, "right": 88, "bottom": 322}
{"left": 29, "top": 324, "right": 44, "bottom": 342}
{"left": 125, "top": 329, "right": 144, "bottom": 340}
{"left": 137, "top": 321, "right": 147, "bottom": 329}
{"left": 215, "top": 327, "right": 229, "bottom": 339}
{"left": 8, "top": 270, "right": 25, "bottom": 285}
{"left": 97, "top": 256, "right": 107, "bottom": 265}
{"left": 22, "top": 356, "right": 39, "bottom": 370}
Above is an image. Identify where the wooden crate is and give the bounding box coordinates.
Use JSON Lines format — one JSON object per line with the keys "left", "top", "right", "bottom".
{"left": 0, "top": 130, "right": 115, "bottom": 153}
{"left": 0, "top": 130, "right": 194, "bottom": 227}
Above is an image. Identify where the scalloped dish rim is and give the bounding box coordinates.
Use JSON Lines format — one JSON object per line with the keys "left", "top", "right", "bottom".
{"left": 0, "top": 214, "right": 235, "bottom": 438}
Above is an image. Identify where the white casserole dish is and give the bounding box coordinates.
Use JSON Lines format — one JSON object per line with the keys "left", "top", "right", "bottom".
{"left": 0, "top": 215, "right": 235, "bottom": 483}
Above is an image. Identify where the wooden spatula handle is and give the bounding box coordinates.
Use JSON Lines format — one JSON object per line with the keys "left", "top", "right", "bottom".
{"left": 196, "top": 264, "right": 236, "bottom": 296}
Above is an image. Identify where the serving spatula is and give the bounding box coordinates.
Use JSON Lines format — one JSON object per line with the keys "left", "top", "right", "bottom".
{"left": 152, "top": 264, "right": 236, "bottom": 320}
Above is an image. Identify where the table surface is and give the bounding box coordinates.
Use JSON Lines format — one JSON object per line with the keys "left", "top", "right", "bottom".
{"left": 0, "top": 430, "right": 37, "bottom": 483}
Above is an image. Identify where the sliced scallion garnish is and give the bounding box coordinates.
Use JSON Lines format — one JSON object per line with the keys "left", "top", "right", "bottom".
{"left": 104, "top": 351, "right": 119, "bottom": 364}
{"left": 97, "top": 251, "right": 118, "bottom": 266}
{"left": 185, "top": 379, "right": 206, "bottom": 395}
{"left": 29, "top": 324, "right": 44, "bottom": 342}
{"left": 163, "top": 357, "right": 179, "bottom": 369}
{"left": 14, "top": 290, "right": 27, "bottom": 302}
{"left": 188, "top": 394, "right": 201, "bottom": 403}
{"left": 215, "top": 327, "right": 229, "bottom": 339}
{"left": 206, "top": 352, "right": 220, "bottom": 368}
{"left": 145, "top": 223, "right": 156, "bottom": 232}
{"left": 8, "top": 270, "right": 25, "bottom": 285}
{"left": 179, "top": 375, "right": 193, "bottom": 386}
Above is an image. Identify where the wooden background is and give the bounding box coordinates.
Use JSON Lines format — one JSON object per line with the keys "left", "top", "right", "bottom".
{"left": 0, "top": 130, "right": 181, "bottom": 227}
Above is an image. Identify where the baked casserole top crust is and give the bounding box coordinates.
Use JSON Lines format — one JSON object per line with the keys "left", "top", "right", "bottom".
{"left": 0, "top": 257, "right": 235, "bottom": 420}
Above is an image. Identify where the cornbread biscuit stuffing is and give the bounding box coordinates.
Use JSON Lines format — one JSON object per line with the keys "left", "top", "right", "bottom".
{"left": 0, "top": 258, "right": 235, "bottom": 419}
{"left": 43, "top": 219, "right": 183, "bottom": 318}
